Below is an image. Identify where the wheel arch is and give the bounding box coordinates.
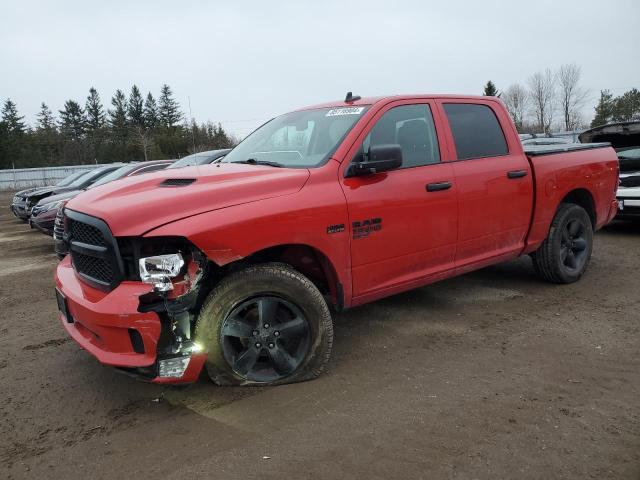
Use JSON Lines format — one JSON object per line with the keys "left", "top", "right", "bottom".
{"left": 559, "top": 188, "right": 596, "bottom": 230}
{"left": 216, "top": 243, "right": 344, "bottom": 310}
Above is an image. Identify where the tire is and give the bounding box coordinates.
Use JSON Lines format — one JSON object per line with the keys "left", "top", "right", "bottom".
{"left": 195, "top": 263, "right": 333, "bottom": 386}
{"left": 532, "top": 203, "right": 593, "bottom": 284}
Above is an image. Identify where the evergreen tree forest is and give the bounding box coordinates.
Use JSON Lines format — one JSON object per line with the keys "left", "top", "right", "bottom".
{"left": 0, "top": 84, "right": 237, "bottom": 169}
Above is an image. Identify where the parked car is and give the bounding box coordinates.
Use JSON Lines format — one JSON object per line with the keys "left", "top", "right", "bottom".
{"left": 54, "top": 93, "right": 619, "bottom": 387}
{"left": 10, "top": 170, "right": 89, "bottom": 221}
{"left": 19, "top": 165, "right": 123, "bottom": 220}
{"left": 31, "top": 160, "right": 174, "bottom": 253}
{"left": 167, "top": 149, "right": 231, "bottom": 169}
{"left": 579, "top": 121, "right": 640, "bottom": 219}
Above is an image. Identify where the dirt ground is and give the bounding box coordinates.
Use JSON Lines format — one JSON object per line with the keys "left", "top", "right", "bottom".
{"left": 0, "top": 190, "right": 638, "bottom": 480}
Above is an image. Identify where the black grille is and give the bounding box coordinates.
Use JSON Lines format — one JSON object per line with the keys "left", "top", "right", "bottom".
{"left": 70, "top": 221, "right": 105, "bottom": 246}
{"left": 53, "top": 209, "right": 65, "bottom": 240}
{"left": 620, "top": 175, "right": 640, "bottom": 188}
{"left": 73, "top": 252, "right": 114, "bottom": 284}
{"left": 66, "top": 210, "right": 123, "bottom": 291}
{"left": 160, "top": 178, "right": 196, "bottom": 187}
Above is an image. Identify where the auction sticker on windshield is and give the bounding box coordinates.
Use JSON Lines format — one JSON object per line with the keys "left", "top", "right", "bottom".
{"left": 325, "top": 107, "right": 365, "bottom": 116}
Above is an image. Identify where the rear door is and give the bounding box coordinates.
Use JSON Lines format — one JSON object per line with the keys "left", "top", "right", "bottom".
{"left": 340, "top": 100, "right": 458, "bottom": 301}
{"left": 437, "top": 100, "right": 533, "bottom": 269}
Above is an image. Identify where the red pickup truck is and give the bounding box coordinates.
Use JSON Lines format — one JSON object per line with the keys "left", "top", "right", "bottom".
{"left": 54, "top": 94, "right": 619, "bottom": 386}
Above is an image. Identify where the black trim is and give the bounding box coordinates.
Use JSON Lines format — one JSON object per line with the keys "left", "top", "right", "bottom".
{"left": 426, "top": 181, "right": 452, "bottom": 192}
{"left": 160, "top": 178, "right": 196, "bottom": 187}
{"left": 336, "top": 282, "right": 344, "bottom": 311}
{"left": 507, "top": 170, "right": 528, "bottom": 179}
{"left": 128, "top": 329, "right": 146, "bottom": 354}
{"left": 66, "top": 209, "right": 124, "bottom": 291}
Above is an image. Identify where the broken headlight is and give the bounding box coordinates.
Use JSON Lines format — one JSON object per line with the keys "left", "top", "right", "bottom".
{"left": 139, "top": 253, "right": 185, "bottom": 292}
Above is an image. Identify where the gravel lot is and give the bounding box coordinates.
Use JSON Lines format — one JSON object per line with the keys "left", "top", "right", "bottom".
{"left": 1, "top": 190, "right": 638, "bottom": 479}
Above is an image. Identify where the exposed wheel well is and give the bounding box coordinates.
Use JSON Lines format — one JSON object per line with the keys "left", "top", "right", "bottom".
{"left": 560, "top": 189, "right": 596, "bottom": 230}
{"left": 220, "top": 244, "right": 342, "bottom": 309}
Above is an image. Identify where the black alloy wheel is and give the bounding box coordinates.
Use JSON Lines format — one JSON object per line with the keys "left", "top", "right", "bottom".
{"left": 220, "top": 296, "right": 311, "bottom": 382}
{"left": 532, "top": 203, "right": 593, "bottom": 284}
{"left": 560, "top": 218, "right": 589, "bottom": 272}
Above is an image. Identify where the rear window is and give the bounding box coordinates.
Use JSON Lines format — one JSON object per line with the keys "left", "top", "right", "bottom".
{"left": 444, "top": 103, "right": 508, "bottom": 160}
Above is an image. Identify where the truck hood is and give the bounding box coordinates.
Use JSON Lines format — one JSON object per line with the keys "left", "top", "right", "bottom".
{"left": 66, "top": 163, "right": 310, "bottom": 236}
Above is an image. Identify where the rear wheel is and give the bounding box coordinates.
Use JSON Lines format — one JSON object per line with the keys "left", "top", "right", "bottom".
{"left": 195, "top": 263, "right": 333, "bottom": 386}
{"left": 532, "top": 203, "right": 593, "bottom": 284}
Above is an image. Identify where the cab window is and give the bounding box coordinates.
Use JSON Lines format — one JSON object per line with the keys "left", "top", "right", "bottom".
{"left": 443, "top": 103, "right": 508, "bottom": 159}
{"left": 361, "top": 104, "right": 440, "bottom": 168}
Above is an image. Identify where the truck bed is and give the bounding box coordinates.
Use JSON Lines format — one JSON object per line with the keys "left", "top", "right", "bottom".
{"left": 523, "top": 142, "right": 610, "bottom": 156}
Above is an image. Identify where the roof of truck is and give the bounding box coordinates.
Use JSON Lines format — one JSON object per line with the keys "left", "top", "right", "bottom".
{"left": 296, "top": 94, "right": 500, "bottom": 111}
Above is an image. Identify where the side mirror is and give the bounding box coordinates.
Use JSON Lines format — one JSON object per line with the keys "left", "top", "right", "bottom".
{"left": 347, "top": 144, "right": 403, "bottom": 177}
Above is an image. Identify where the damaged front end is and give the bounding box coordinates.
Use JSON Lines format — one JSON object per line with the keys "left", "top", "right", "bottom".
{"left": 116, "top": 236, "right": 215, "bottom": 383}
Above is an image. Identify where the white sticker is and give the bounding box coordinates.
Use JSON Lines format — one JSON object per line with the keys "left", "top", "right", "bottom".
{"left": 325, "top": 107, "right": 365, "bottom": 117}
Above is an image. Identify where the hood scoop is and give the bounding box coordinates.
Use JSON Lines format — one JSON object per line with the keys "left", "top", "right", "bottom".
{"left": 159, "top": 178, "right": 197, "bottom": 187}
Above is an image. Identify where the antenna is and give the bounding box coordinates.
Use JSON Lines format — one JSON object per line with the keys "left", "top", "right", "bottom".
{"left": 188, "top": 96, "right": 196, "bottom": 155}
{"left": 345, "top": 91, "right": 361, "bottom": 103}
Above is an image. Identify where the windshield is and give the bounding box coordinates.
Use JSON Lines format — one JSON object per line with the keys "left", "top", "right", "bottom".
{"left": 222, "top": 106, "right": 369, "bottom": 168}
{"left": 89, "top": 165, "right": 134, "bottom": 188}
{"left": 56, "top": 171, "right": 87, "bottom": 187}
{"left": 66, "top": 170, "right": 96, "bottom": 188}
{"left": 169, "top": 152, "right": 215, "bottom": 169}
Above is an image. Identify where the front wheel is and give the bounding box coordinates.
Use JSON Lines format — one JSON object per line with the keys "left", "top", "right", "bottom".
{"left": 532, "top": 203, "right": 594, "bottom": 284}
{"left": 195, "top": 263, "right": 333, "bottom": 386}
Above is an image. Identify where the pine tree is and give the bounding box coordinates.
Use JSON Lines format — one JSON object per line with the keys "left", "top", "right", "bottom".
{"left": 108, "top": 89, "right": 129, "bottom": 138}
{"left": 158, "top": 84, "right": 182, "bottom": 128}
{"left": 127, "top": 85, "right": 145, "bottom": 127}
{"left": 612, "top": 88, "right": 640, "bottom": 122}
{"left": 591, "top": 90, "right": 615, "bottom": 127}
{"left": 212, "top": 122, "right": 233, "bottom": 148}
{"left": 34, "top": 102, "right": 58, "bottom": 164}
{"left": 483, "top": 80, "right": 499, "bottom": 97}
{"left": 1, "top": 99, "right": 26, "bottom": 168}
{"left": 85, "top": 87, "right": 105, "bottom": 132}
{"left": 58, "top": 100, "right": 86, "bottom": 138}
{"left": 36, "top": 102, "right": 56, "bottom": 131}
{"left": 144, "top": 92, "right": 158, "bottom": 129}
{"left": 1, "top": 99, "right": 26, "bottom": 134}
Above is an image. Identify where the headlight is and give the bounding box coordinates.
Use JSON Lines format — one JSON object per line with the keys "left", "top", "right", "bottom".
{"left": 139, "top": 253, "right": 185, "bottom": 291}
{"left": 42, "top": 200, "right": 63, "bottom": 212}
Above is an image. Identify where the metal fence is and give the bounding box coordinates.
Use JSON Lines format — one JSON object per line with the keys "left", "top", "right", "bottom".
{"left": 0, "top": 164, "right": 107, "bottom": 191}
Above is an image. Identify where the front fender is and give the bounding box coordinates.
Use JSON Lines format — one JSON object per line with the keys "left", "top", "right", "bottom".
{"left": 143, "top": 167, "right": 354, "bottom": 305}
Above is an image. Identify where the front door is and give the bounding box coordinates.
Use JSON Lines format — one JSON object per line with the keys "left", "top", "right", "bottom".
{"left": 340, "top": 101, "right": 458, "bottom": 302}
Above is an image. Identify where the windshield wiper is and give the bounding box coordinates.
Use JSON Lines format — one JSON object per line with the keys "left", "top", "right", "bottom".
{"left": 231, "top": 158, "right": 283, "bottom": 168}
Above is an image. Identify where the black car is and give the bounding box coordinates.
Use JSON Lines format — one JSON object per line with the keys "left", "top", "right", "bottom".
{"left": 167, "top": 149, "right": 231, "bottom": 169}
{"left": 51, "top": 160, "right": 173, "bottom": 257}
{"left": 579, "top": 121, "right": 640, "bottom": 219}
{"left": 10, "top": 170, "right": 89, "bottom": 221}
{"left": 19, "top": 165, "right": 123, "bottom": 219}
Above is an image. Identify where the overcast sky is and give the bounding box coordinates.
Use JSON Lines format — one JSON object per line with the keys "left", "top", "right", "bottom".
{"left": 1, "top": 0, "right": 638, "bottom": 136}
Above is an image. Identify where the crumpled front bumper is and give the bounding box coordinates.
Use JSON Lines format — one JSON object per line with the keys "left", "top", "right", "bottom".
{"left": 54, "top": 256, "right": 206, "bottom": 384}
{"left": 30, "top": 210, "right": 56, "bottom": 236}
{"left": 11, "top": 202, "right": 30, "bottom": 219}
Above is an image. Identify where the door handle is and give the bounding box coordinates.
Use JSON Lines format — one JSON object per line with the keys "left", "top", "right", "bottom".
{"left": 507, "top": 170, "right": 528, "bottom": 179}
{"left": 426, "top": 181, "right": 452, "bottom": 192}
